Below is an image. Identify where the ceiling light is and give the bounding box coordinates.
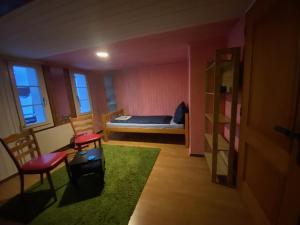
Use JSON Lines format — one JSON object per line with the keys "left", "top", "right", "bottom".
{"left": 96, "top": 51, "right": 109, "bottom": 58}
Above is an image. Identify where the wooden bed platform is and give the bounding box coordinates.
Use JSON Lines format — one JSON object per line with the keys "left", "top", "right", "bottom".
{"left": 101, "top": 109, "right": 189, "bottom": 147}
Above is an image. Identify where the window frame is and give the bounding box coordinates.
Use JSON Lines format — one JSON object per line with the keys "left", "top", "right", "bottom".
{"left": 8, "top": 62, "right": 54, "bottom": 131}
{"left": 70, "top": 71, "right": 93, "bottom": 116}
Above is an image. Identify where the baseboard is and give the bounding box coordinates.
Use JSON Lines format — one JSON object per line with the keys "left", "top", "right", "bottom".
{"left": 190, "top": 153, "right": 205, "bottom": 157}
{"left": 55, "top": 144, "right": 71, "bottom": 152}
{"left": 0, "top": 173, "right": 18, "bottom": 184}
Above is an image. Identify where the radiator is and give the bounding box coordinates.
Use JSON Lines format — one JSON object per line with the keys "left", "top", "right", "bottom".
{"left": 35, "top": 123, "right": 74, "bottom": 154}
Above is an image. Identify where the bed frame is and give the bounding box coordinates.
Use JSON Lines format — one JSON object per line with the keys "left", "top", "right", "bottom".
{"left": 101, "top": 109, "right": 189, "bottom": 147}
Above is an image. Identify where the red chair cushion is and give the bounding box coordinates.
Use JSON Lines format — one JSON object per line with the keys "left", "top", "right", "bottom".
{"left": 21, "top": 151, "right": 67, "bottom": 173}
{"left": 74, "top": 133, "right": 102, "bottom": 145}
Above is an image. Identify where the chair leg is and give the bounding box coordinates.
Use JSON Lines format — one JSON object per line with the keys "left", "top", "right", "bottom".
{"left": 40, "top": 173, "right": 44, "bottom": 184}
{"left": 98, "top": 139, "right": 102, "bottom": 148}
{"left": 19, "top": 173, "right": 24, "bottom": 196}
{"left": 103, "top": 130, "right": 108, "bottom": 142}
{"left": 46, "top": 172, "right": 57, "bottom": 201}
{"left": 94, "top": 141, "right": 97, "bottom": 148}
{"left": 107, "top": 131, "right": 110, "bottom": 141}
{"left": 64, "top": 158, "right": 71, "bottom": 181}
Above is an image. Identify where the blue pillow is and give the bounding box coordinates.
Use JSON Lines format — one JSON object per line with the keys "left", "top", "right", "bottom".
{"left": 173, "top": 102, "right": 188, "bottom": 124}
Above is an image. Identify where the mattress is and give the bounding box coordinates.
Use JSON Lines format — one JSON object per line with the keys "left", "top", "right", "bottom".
{"left": 107, "top": 115, "right": 184, "bottom": 129}
{"left": 111, "top": 115, "right": 172, "bottom": 124}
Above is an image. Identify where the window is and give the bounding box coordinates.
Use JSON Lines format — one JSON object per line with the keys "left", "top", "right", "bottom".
{"left": 71, "top": 72, "right": 92, "bottom": 115}
{"left": 104, "top": 75, "right": 117, "bottom": 112}
{"left": 9, "top": 64, "right": 53, "bottom": 129}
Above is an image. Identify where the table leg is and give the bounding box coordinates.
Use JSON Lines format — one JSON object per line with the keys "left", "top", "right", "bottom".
{"left": 46, "top": 172, "right": 57, "bottom": 201}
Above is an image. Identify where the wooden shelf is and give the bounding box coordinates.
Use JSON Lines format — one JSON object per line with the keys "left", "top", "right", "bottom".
{"left": 219, "top": 151, "right": 228, "bottom": 166}
{"left": 204, "top": 151, "right": 228, "bottom": 176}
{"left": 204, "top": 133, "right": 229, "bottom": 151}
{"left": 205, "top": 61, "right": 232, "bottom": 72}
{"left": 220, "top": 61, "right": 233, "bottom": 71}
{"left": 206, "top": 62, "right": 215, "bottom": 71}
{"left": 205, "top": 113, "right": 230, "bottom": 124}
{"left": 204, "top": 47, "right": 240, "bottom": 186}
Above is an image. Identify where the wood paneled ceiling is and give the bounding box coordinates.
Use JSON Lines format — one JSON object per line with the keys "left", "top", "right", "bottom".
{"left": 0, "top": 0, "right": 32, "bottom": 17}
{"left": 43, "top": 19, "right": 237, "bottom": 70}
{"left": 0, "top": 0, "right": 252, "bottom": 70}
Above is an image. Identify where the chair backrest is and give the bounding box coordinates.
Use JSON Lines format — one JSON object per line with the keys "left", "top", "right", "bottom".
{"left": 0, "top": 129, "right": 41, "bottom": 171}
{"left": 69, "top": 114, "right": 95, "bottom": 135}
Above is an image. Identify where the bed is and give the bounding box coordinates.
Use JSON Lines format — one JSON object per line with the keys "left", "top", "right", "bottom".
{"left": 101, "top": 109, "right": 189, "bottom": 147}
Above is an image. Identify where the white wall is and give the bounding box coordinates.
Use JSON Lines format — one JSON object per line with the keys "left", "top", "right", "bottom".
{"left": 0, "top": 61, "right": 75, "bottom": 181}
{"left": 0, "top": 123, "right": 74, "bottom": 181}
{"left": 0, "top": 60, "right": 20, "bottom": 181}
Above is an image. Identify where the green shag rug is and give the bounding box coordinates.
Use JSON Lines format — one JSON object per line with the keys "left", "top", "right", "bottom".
{"left": 0, "top": 145, "right": 160, "bottom": 225}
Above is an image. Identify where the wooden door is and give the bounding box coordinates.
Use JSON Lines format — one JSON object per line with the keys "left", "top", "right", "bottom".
{"left": 238, "top": 0, "right": 300, "bottom": 225}
{"left": 277, "top": 94, "right": 300, "bottom": 225}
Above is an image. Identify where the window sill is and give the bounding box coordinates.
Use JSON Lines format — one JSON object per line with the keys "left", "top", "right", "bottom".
{"left": 22, "top": 121, "right": 54, "bottom": 132}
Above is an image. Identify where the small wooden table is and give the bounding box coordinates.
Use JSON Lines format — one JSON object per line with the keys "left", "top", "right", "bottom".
{"left": 74, "top": 133, "right": 102, "bottom": 151}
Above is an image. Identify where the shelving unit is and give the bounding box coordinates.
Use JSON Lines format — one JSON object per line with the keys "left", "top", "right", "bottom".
{"left": 204, "top": 113, "right": 230, "bottom": 124}
{"left": 204, "top": 47, "right": 240, "bottom": 186}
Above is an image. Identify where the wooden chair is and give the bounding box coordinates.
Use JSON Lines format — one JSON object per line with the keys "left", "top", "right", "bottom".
{"left": 69, "top": 114, "right": 102, "bottom": 151}
{"left": 0, "top": 129, "right": 70, "bottom": 201}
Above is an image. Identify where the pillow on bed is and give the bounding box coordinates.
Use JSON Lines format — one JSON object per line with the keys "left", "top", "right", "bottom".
{"left": 173, "top": 102, "right": 188, "bottom": 124}
{"left": 115, "top": 115, "right": 132, "bottom": 121}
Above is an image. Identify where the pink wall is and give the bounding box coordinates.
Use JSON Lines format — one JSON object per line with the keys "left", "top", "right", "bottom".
{"left": 42, "top": 65, "right": 108, "bottom": 131}
{"left": 45, "top": 67, "right": 108, "bottom": 132}
{"left": 227, "top": 17, "right": 245, "bottom": 49}
{"left": 113, "top": 62, "right": 188, "bottom": 116}
{"left": 43, "top": 67, "right": 73, "bottom": 123}
{"left": 224, "top": 17, "right": 245, "bottom": 151}
{"left": 87, "top": 72, "right": 108, "bottom": 131}
{"left": 85, "top": 17, "right": 245, "bottom": 150}
{"left": 188, "top": 37, "right": 228, "bottom": 155}
{"left": 224, "top": 94, "right": 242, "bottom": 150}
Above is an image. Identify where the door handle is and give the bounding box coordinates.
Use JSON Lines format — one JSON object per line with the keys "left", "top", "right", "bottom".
{"left": 274, "top": 126, "right": 300, "bottom": 140}
{"left": 42, "top": 97, "right": 47, "bottom": 107}
{"left": 274, "top": 126, "right": 300, "bottom": 166}
{"left": 76, "top": 96, "right": 81, "bottom": 107}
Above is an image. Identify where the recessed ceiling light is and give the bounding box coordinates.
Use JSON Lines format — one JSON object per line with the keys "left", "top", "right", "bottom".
{"left": 96, "top": 51, "right": 109, "bottom": 58}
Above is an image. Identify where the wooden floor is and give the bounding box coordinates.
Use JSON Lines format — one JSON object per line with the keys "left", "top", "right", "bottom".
{"left": 0, "top": 140, "right": 253, "bottom": 225}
